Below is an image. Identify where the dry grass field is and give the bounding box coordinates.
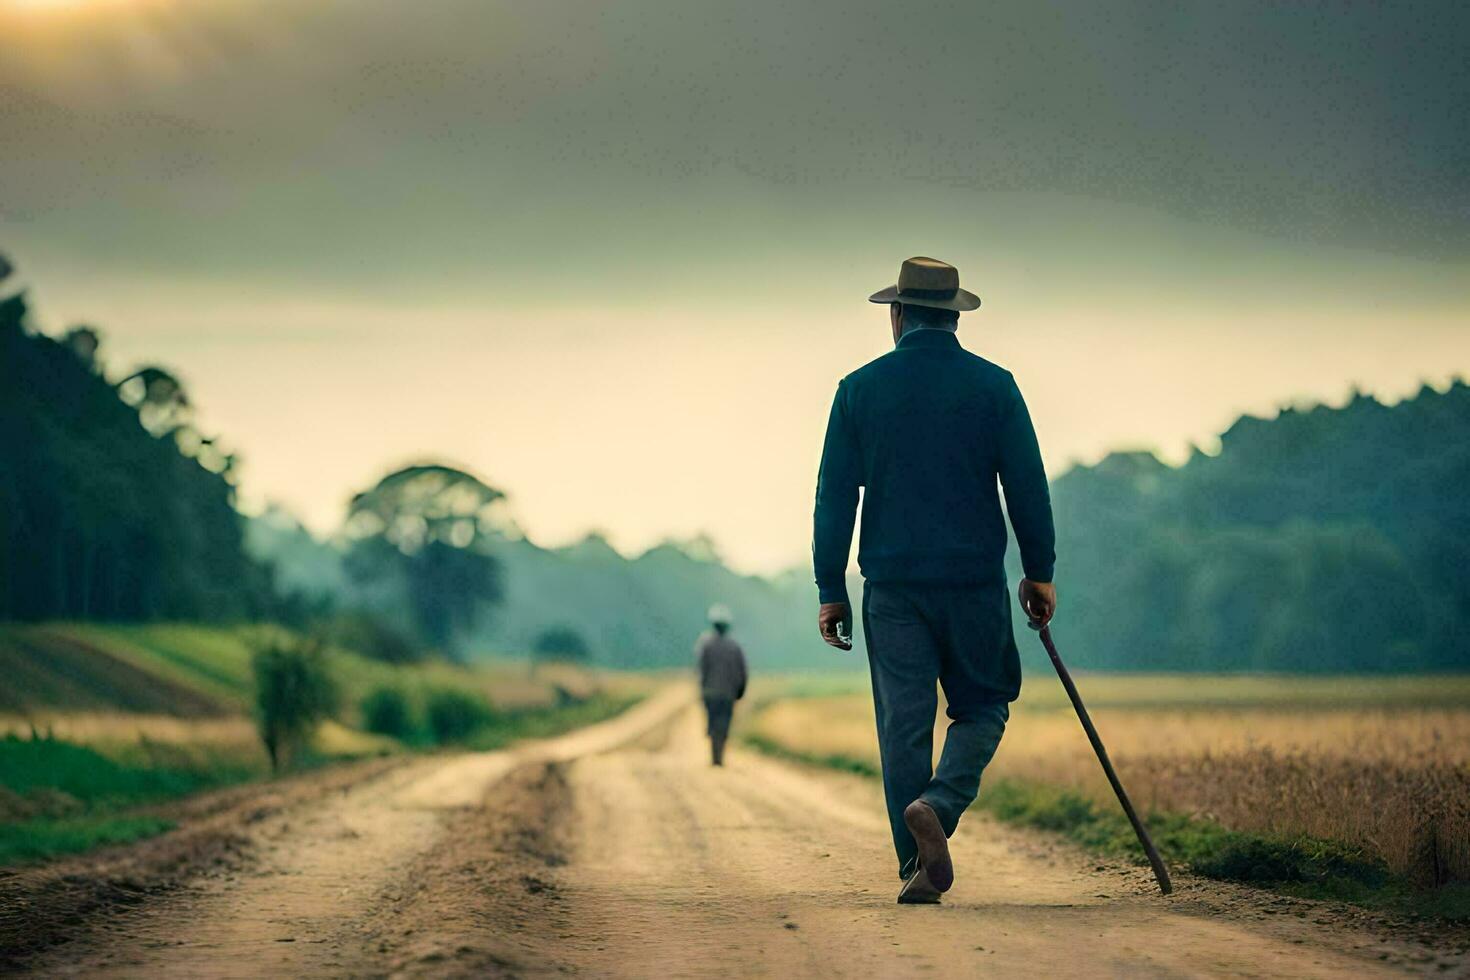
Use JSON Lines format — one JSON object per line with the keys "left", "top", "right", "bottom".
{"left": 749, "top": 673, "right": 1470, "bottom": 886}
{"left": 0, "top": 712, "right": 395, "bottom": 769}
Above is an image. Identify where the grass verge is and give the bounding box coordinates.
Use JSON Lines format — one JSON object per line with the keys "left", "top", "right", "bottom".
{"left": 0, "top": 731, "right": 255, "bottom": 804}
{"left": 0, "top": 816, "right": 177, "bottom": 866}
{"left": 741, "top": 732, "right": 1470, "bottom": 923}
{"left": 0, "top": 732, "right": 250, "bottom": 865}
{"left": 742, "top": 732, "right": 880, "bottom": 778}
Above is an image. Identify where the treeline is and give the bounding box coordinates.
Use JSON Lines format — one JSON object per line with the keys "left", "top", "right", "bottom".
{"left": 7, "top": 252, "right": 1467, "bottom": 673}
{"left": 0, "top": 262, "right": 270, "bottom": 621}
{"left": 1043, "top": 384, "right": 1470, "bottom": 672}
{"left": 0, "top": 257, "right": 508, "bottom": 658}
{"left": 469, "top": 532, "right": 820, "bottom": 670}
{"left": 248, "top": 513, "right": 827, "bottom": 672}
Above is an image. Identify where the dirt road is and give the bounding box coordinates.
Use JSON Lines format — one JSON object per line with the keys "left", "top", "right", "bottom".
{"left": 10, "top": 688, "right": 1464, "bottom": 978}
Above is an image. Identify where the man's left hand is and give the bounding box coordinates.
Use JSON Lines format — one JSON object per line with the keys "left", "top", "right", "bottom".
{"left": 818, "top": 602, "right": 853, "bottom": 651}
{"left": 1019, "top": 579, "right": 1057, "bottom": 627}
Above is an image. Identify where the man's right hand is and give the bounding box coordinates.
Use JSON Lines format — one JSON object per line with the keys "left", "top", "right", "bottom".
{"left": 818, "top": 602, "right": 853, "bottom": 651}
{"left": 1019, "top": 579, "right": 1057, "bottom": 627}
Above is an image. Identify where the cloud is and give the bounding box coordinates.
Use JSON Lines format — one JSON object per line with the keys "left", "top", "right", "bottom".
{"left": 4, "top": 0, "right": 1469, "bottom": 292}
{"left": 5, "top": 0, "right": 1468, "bottom": 572}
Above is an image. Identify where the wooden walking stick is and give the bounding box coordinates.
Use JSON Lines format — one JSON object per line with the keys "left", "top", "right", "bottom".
{"left": 1028, "top": 621, "right": 1173, "bottom": 895}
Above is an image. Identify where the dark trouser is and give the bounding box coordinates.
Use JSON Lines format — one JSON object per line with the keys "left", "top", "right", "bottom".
{"left": 862, "top": 580, "right": 1018, "bottom": 878}
{"left": 704, "top": 696, "right": 734, "bottom": 765}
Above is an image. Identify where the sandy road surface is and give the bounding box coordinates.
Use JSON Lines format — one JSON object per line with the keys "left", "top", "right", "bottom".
{"left": 12, "top": 691, "right": 1466, "bottom": 978}
{"left": 13, "top": 687, "right": 692, "bottom": 978}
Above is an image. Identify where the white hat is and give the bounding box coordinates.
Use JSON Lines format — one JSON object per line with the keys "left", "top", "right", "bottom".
{"left": 707, "top": 603, "right": 733, "bottom": 626}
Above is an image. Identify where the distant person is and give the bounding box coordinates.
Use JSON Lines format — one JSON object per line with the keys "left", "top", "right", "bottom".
{"left": 812, "top": 257, "right": 1057, "bottom": 904}
{"left": 695, "top": 604, "right": 748, "bottom": 766}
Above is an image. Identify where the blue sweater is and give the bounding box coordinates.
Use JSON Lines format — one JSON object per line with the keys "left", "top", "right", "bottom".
{"left": 812, "top": 328, "right": 1056, "bottom": 606}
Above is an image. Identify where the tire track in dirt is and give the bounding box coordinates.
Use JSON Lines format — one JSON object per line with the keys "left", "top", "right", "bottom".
{"left": 350, "top": 761, "right": 580, "bottom": 977}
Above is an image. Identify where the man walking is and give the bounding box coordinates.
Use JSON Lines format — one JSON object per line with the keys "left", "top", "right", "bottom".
{"left": 812, "top": 256, "right": 1057, "bottom": 904}
{"left": 695, "top": 604, "right": 747, "bottom": 767}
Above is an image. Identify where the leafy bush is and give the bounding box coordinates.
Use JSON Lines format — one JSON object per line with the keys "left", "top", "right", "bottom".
{"left": 252, "top": 639, "right": 338, "bottom": 771}
{"left": 360, "top": 687, "right": 415, "bottom": 739}
{"left": 329, "top": 612, "right": 424, "bottom": 664}
{"left": 425, "top": 687, "right": 495, "bottom": 744}
{"left": 532, "top": 625, "right": 592, "bottom": 664}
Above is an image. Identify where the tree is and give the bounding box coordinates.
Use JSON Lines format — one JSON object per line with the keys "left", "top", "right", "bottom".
{"left": 424, "top": 687, "right": 495, "bottom": 744}
{"left": 343, "top": 464, "right": 507, "bottom": 657}
{"left": 252, "top": 638, "right": 338, "bottom": 772}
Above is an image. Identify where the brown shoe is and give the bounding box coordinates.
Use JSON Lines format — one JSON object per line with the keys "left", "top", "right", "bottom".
{"left": 896, "top": 864, "right": 942, "bottom": 904}
{"left": 903, "top": 800, "right": 953, "bottom": 893}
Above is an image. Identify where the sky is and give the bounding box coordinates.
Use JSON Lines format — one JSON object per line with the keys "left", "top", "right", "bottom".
{"left": 3, "top": 0, "right": 1468, "bottom": 573}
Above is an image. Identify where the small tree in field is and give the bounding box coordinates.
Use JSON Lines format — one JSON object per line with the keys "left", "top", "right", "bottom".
{"left": 342, "top": 464, "right": 507, "bottom": 659}
{"left": 252, "top": 638, "right": 338, "bottom": 772}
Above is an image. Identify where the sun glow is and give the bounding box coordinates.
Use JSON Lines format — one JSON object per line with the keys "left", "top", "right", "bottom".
{"left": 2, "top": 0, "right": 218, "bottom": 93}
{"left": 4, "top": 0, "right": 140, "bottom": 13}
